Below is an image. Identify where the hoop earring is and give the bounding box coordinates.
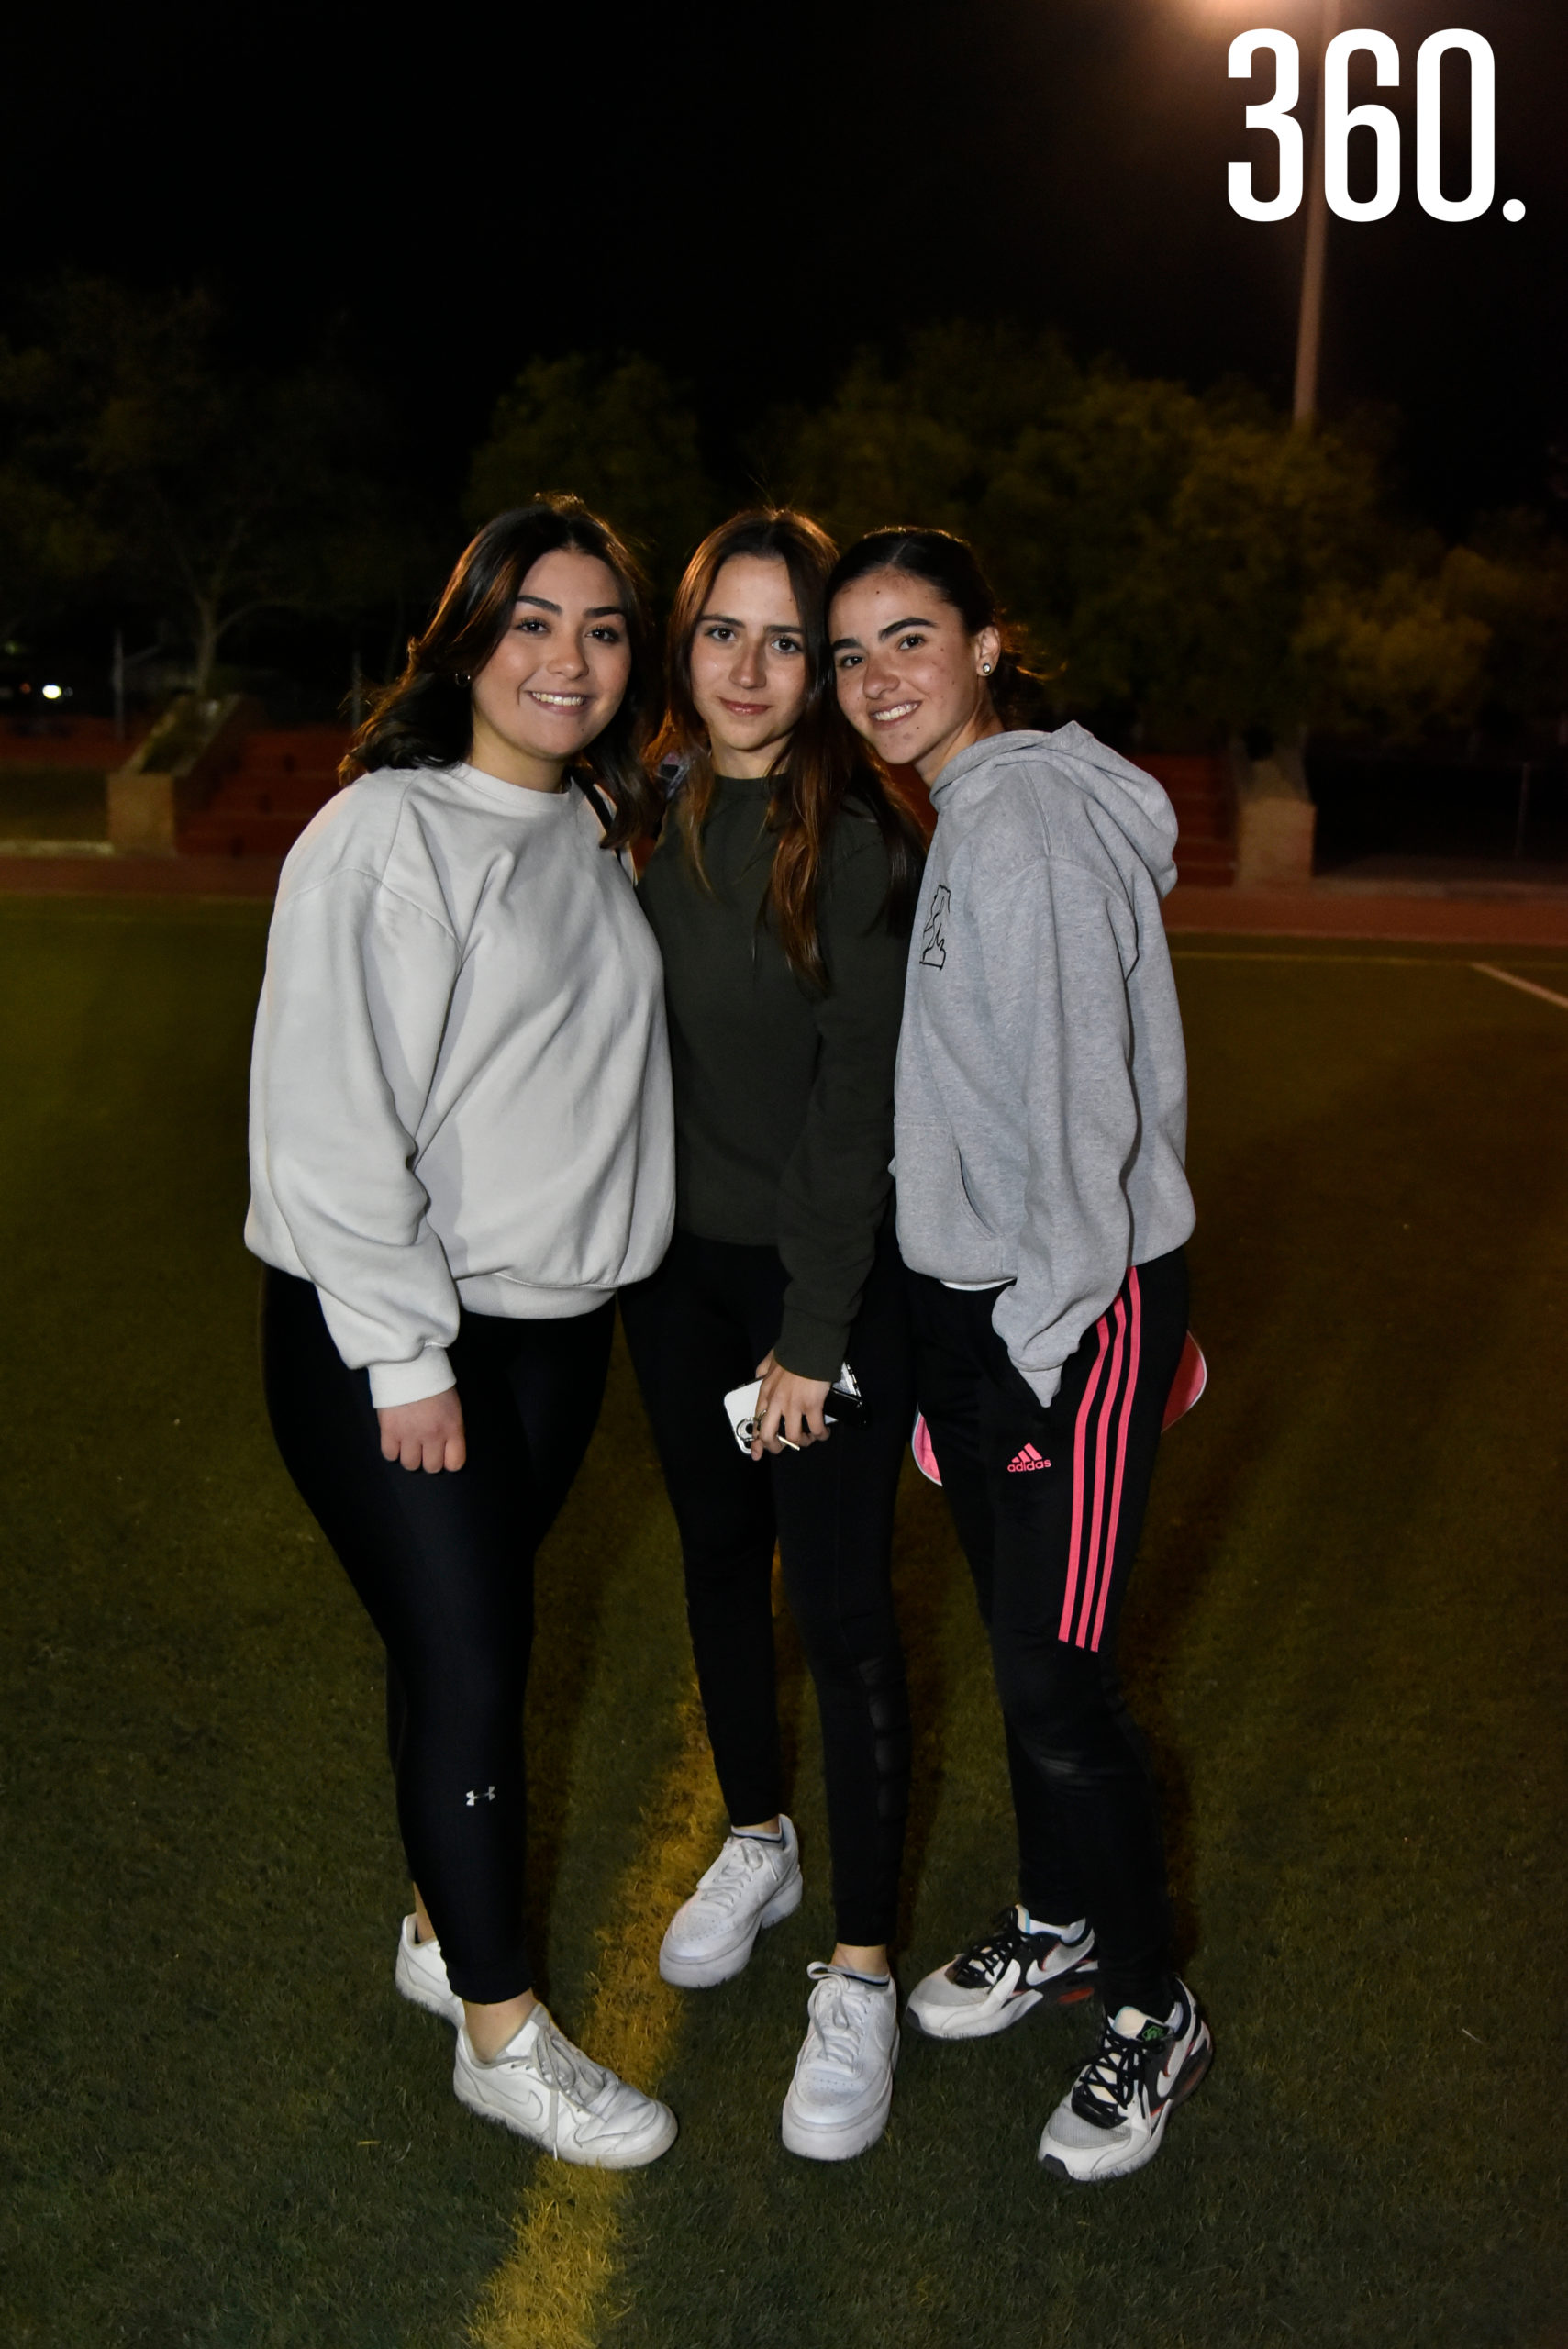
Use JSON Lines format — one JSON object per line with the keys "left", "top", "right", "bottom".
{"left": 455, "top": 673, "right": 472, "bottom": 686}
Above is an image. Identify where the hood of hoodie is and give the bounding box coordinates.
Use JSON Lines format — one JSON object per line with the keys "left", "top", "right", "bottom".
{"left": 927, "top": 722, "right": 1180, "bottom": 900}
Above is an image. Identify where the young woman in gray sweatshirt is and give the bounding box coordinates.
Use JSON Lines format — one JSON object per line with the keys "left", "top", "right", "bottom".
{"left": 829, "top": 527, "right": 1213, "bottom": 2187}
{"left": 247, "top": 500, "right": 678, "bottom": 2168}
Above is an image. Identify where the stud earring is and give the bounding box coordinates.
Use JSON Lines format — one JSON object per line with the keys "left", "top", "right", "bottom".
{"left": 981, "top": 662, "right": 993, "bottom": 674}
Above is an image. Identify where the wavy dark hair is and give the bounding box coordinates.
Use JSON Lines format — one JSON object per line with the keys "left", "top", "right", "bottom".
{"left": 343, "top": 497, "right": 660, "bottom": 849}
{"left": 651, "top": 508, "right": 923, "bottom": 985}
{"left": 825, "top": 527, "right": 1053, "bottom": 730}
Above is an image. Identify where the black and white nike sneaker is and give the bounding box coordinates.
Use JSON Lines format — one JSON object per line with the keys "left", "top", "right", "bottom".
{"left": 905, "top": 1906, "right": 1098, "bottom": 2041}
{"left": 1038, "top": 1977, "right": 1212, "bottom": 2182}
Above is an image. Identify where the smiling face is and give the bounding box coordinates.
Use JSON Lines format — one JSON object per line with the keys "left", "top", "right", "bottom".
{"left": 685, "top": 553, "right": 810, "bottom": 779}
{"left": 829, "top": 568, "right": 1001, "bottom": 784}
{"left": 468, "top": 544, "right": 634, "bottom": 792}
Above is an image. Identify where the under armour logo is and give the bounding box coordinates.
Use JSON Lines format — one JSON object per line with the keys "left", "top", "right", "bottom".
{"left": 919, "top": 883, "right": 951, "bottom": 969}
{"left": 1006, "top": 1443, "right": 1051, "bottom": 1474}
{"left": 465, "top": 1786, "right": 496, "bottom": 1807}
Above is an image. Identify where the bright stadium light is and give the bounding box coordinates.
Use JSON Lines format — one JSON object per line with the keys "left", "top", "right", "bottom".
{"left": 1291, "top": 0, "right": 1342, "bottom": 422}
{"left": 1200, "top": 0, "right": 1343, "bottom": 421}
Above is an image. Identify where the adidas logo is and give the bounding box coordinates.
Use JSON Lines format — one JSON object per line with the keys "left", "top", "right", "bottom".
{"left": 1006, "top": 1443, "right": 1050, "bottom": 1474}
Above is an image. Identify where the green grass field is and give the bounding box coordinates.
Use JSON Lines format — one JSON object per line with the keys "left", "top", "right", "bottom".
{"left": 3, "top": 900, "right": 1565, "bottom": 2348}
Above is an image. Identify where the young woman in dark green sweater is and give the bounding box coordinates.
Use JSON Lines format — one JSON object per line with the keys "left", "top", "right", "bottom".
{"left": 620, "top": 509, "right": 923, "bottom": 2161}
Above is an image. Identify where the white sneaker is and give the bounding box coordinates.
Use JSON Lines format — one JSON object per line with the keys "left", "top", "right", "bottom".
{"left": 658, "top": 1818, "right": 804, "bottom": 1987}
{"left": 394, "top": 1914, "right": 464, "bottom": 2025}
{"left": 453, "top": 2004, "right": 678, "bottom": 2167}
{"left": 1038, "top": 1978, "right": 1212, "bottom": 2183}
{"left": 780, "top": 1963, "right": 899, "bottom": 2162}
{"left": 906, "top": 1905, "right": 1098, "bottom": 2041}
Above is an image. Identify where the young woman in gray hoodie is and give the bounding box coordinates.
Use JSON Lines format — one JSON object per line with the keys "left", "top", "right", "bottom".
{"left": 828, "top": 527, "right": 1212, "bottom": 2185}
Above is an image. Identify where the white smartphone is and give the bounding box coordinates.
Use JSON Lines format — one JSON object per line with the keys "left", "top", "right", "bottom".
{"left": 721, "top": 1364, "right": 867, "bottom": 1453}
{"left": 723, "top": 1377, "right": 767, "bottom": 1451}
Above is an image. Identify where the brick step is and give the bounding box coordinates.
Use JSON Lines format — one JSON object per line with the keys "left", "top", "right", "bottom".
{"left": 182, "top": 813, "right": 328, "bottom": 857}
{"left": 2, "top": 720, "right": 152, "bottom": 766}
{"left": 228, "top": 768, "right": 344, "bottom": 793}
{"left": 1163, "top": 783, "right": 1231, "bottom": 807}
{"left": 1140, "top": 755, "right": 1228, "bottom": 787}
{"left": 178, "top": 727, "right": 352, "bottom": 858}
{"left": 1142, "top": 757, "right": 1237, "bottom": 863}
{"left": 201, "top": 784, "right": 340, "bottom": 818}
{"left": 1174, "top": 839, "right": 1233, "bottom": 859}
{"left": 241, "top": 730, "right": 352, "bottom": 759}
{"left": 1174, "top": 847, "right": 1237, "bottom": 884}
{"left": 221, "top": 783, "right": 340, "bottom": 807}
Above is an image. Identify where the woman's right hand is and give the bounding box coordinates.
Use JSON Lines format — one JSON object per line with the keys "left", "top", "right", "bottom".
{"left": 377, "top": 1388, "right": 467, "bottom": 1474}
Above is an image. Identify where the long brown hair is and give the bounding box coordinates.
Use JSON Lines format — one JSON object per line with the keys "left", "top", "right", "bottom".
{"left": 342, "top": 497, "right": 660, "bottom": 851}
{"left": 652, "top": 508, "right": 922, "bottom": 985}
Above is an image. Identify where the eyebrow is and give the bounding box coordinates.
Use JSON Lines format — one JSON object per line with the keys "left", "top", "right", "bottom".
{"left": 697, "top": 609, "right": 802, "bottom": 632}
{"left": 829, "top": 614, "right": 936, "bottom": 651}
{"left": 515, "top": 594, "right": 627, "bottom": 618}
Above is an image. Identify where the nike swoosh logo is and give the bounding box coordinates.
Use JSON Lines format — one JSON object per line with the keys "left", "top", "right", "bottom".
{"left": 1026, "top": 1948, "right": 1095, "bottom": 1987}
{"left": 1162, "top": 2007, "right": 1207, "bottom": 2097}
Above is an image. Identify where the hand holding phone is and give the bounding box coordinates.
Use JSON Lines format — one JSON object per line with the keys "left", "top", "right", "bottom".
{"left": 722, "top": 1362, "right": 869, "bottom": 1457}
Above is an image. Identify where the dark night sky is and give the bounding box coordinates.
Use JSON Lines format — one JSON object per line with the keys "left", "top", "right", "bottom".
{"left": 7, "top": 0, "right": 1563, "bottom": 533}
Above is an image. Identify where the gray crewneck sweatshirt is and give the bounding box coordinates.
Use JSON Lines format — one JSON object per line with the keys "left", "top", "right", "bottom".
{"left": 894, "top": 723, "right": 1195, "bottom": 1403}
{"left": 246, "top": 761, "right": 674, "bottom": 1407}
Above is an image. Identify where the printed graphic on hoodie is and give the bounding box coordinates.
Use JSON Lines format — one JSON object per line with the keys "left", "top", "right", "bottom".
{"left": 919, "top": 883, "right": 951, "bottom": 969}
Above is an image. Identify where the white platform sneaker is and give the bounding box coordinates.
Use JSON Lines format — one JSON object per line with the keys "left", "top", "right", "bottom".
{"left": 453, "top": 2004, "right": 678, "bottom": 2167}
{"left": 1038, "top": 1978, "right": 1212, "bottom": 2183}
{"left": 658, "top": 1818, "right": 804, "bottom": 1987}
{"left": 394, "top": 1913, "right": 463, "bottom": 2025}
{"left": 906, "top": 1905, "right": 1098, "bottom": 2041}
{"left": 780, "top": 1963, "right": 899, "bottom": 2162}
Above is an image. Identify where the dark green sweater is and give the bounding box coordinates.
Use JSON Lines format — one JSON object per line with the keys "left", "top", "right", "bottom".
{"left": 638, "top": 776, "right": 915, "bottom": 1379}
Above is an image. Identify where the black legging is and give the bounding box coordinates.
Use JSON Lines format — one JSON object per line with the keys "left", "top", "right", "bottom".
{"left": 261, "top": 1267, "right": 615, "bottom": 2005}
{"left": 619, "top": 1217, "right": 914, "bottom": 1949}
{"left": 908, "top": 1249, "right": 1188, "bottom": 2017}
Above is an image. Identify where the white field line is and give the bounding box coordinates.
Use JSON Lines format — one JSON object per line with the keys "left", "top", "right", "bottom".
{"left": 1472, "top": 962, "right": 1568, "bottom": 1011}
{"left": 467, "top": 1689, "right": 725, "bottom": 2349}
{"left": 1171, "top": 951, "right": 1568, "bottom": 983}
{"left": 1171, "top": 951, "right": 1455, "bottom": 965}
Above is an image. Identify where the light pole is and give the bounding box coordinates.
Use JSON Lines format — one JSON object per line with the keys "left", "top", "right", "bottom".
{"left": 1292, "top": 0, "right": 1342, "bottom": 424}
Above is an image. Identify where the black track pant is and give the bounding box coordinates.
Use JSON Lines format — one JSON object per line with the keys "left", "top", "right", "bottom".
{"left": 261, "top": 1267, "right": 614, "bottom": 2005}
{"left": 619, "top": 1219, "right": 914, "bottom": 1948}
{"left": 908, "top": 1248, "right": 1188, "bottom": 2017}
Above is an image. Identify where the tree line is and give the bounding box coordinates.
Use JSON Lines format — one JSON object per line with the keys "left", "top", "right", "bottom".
{"left": 3, "top": 281, "right": 1564, "bottom": 748}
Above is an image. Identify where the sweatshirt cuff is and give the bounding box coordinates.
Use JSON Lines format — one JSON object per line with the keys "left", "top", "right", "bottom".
{"left": 774, "top": 1308, "right": 850, "bottom": 1386}
{"left": 368, "top": 1348, "right": 456, "bottom": 1409}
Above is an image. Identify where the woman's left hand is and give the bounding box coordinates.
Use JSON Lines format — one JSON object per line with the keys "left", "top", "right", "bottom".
{"left": 751, "top": 1353, "right": 831, "bottom": 1459}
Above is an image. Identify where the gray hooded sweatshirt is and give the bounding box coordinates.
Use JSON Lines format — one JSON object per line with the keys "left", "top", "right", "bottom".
{"left": 894, "top": 723, "right": 1195, "bottom": 1404}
